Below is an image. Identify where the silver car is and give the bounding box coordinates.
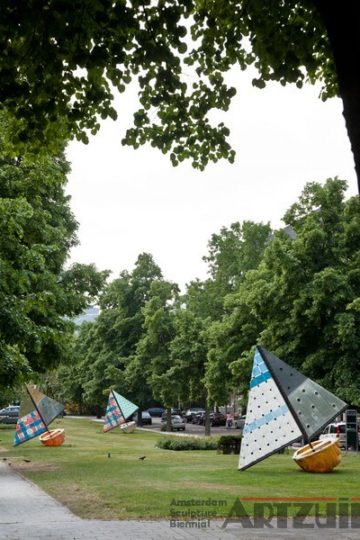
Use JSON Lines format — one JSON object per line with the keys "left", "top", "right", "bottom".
{"left": 0, "top": 405, "right": 20, "bottom": 424}
{"left": 161, "top": 414, "right": 186, "bottom": 431}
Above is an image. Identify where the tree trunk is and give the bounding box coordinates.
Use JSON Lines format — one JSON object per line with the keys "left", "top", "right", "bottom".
{"left": 204, "top": 405, "right": 211, "bottom": 437}
{"left": 166, "top": 407, "right": 172, "bottom": 432}
{"left": 313, "top": 0, "right": 360, "bottom": 193}
{"left": 137, "top": 406, "right": 143, "bottom": 427}
{"left": 95, "top": 404, "right": 102, "bottom": 419}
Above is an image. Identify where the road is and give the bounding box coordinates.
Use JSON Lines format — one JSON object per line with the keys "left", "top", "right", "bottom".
{"left": 140, "top": 416, "right": 240, "bottom": 436}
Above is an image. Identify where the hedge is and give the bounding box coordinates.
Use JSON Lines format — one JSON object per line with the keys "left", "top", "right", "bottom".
{"left": 217, "top": 435, "right": 242, "bottom": 454}
{"left": 155, "top": 436, "right": 218, "bottom": 451}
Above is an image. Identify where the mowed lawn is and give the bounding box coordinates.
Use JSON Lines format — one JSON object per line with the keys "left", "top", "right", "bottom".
{"left": 1, "top": 417, "right": 359, "bottom": 519}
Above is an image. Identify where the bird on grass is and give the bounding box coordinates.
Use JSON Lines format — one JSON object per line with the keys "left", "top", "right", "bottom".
{"left": 138, "top": 456, "right": 146, "bottom": 461}
{"left": 23, "top": 459, "right": 31, "bottom": 463}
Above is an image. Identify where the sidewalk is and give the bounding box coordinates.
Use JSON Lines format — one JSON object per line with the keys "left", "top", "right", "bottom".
{"left": 1, "top": 462, "right": 360, "bottom": 540}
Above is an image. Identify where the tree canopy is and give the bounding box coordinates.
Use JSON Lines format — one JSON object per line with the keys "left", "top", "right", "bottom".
{"left": 209, "top": 178, "right": 360, "bottom": 404}
{"left": 0, "top": 1, "right": 359, "bottom": 188}
{"left": 0, "top": 149, "right": 109, "bottom": 390}
{"left": 59, "top": 253, "right": 164, "bottom": 411}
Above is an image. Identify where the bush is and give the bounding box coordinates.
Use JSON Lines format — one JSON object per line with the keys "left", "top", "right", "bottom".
{"left": 217, "top": 435, "right": 242, "bottom": 454}
{"left": 155, "top": 436, "right": 218, "bottom": 451}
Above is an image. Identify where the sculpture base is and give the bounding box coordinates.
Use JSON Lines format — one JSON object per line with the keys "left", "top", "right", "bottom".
{"left": 120, "top": 421, "right": 136, "bottom": 434}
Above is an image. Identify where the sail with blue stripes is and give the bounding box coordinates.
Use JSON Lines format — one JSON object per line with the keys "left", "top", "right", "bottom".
{"left": 239, "top": 347, "right": 347, "bottom": 470}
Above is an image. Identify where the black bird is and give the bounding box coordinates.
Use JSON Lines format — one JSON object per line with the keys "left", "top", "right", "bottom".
{"left": 138, "top": 456, "right": 146, "bottom": 460}
{"left": 24, "top": 459, "right": 31, "bottom": 463}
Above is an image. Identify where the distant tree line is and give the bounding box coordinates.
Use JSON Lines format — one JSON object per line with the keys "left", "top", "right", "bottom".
{"left": 39, "top": 178, "right": 360, "bottom": 431}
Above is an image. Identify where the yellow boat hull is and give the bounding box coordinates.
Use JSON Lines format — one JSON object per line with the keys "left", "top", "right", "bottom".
{"left": 293, "top": 439, "right": 341, "bottom": 473}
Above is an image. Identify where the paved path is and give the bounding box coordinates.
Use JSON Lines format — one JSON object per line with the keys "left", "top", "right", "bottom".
{"left": 1, "top": 462, "right": 360, "bottom": 540}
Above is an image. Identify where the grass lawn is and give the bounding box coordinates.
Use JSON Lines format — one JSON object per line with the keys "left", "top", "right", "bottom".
{"left": 1, "top": 417, "right": 359, "bottom": 520}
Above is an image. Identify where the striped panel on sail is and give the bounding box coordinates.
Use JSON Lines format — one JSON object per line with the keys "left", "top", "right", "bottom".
{"left": 103, "top": 392, "right": 126, "bottom": 433}
{"left": 14, "top": 410, "right": 47, "bottom": 446}
{"left": 239, "top": 349, "right": 302, "bottom": 470}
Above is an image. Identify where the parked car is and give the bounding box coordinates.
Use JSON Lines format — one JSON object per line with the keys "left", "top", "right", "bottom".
{"left": 184, "top": 408, "right": 205, "bottom": 423}
{"left": 210, "top": 412, "right": 227, "bottom": 426}
{"left": 234, "top": 416, "right": 246, "bottom": 430}
{"left": 192, "top": 411, "right": 226, "bottom": 426}
{"left": 192, "top": 411, "right": 205, "bottom": 424}
{"left": 161, "top": 414, "right": 186, "bottom": 431}
{"left": 171, "top": 408, "right": 184, "bottom": 417}
{"left": 192, "top": 411, "right": 206, "bottom": 426}
{"left": 0, "top": 405, "right": 20, "bottom": 424}
{"left": 139, "top": 411, "right": 152, "bottom": 425}
{"left": 146, "top": 407, "right": 165, "bottom": 417}
{"left": 319, "top": 422, "right": 346, "bottom": 448}
{"left": 162, "top": 409, "right": 184, "bottom": 419}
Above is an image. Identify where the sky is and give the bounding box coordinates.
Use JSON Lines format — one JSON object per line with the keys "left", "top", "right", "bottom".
{"left": 66, "top": 69, "right": 357, "bottom": 290}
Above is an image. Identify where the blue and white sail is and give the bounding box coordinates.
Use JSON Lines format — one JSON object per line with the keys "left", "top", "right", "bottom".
{"left": 239, "top": 348, "right": 302, "bottom": 470}
{"left": 239, "top": 346, "right": 347, "bottom": 470}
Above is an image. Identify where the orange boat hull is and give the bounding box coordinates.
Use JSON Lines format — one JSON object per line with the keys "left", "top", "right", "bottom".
{"left": 293, "top": 439, "right": 341, "bottom": 473}
{"left": 39, "top": 429, "right": 65, "bottom": 447}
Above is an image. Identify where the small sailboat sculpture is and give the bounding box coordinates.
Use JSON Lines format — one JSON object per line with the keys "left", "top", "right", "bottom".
{"left": 239, "top": 346, "right": 347, "bottom": 473}
{"left": 14, "top": 384, "right": 65, "bottom": 447}
{"left": 103, "top": 389, "right": 138, "bottom": 434}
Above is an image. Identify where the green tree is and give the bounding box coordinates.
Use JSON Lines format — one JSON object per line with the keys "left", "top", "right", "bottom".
{"left": 38, "top": 322, "right": 96, "bottom": 413}
{"left": 0, "top": 2, "right": 359, "bottom": 189}
{"left": 134, "top": 279, "right": 180, "bottom": 429}
{"left": 170, "top": 308, "right": 212, "bottom": 434}
{"left": 205, "top": 221, "right": 272, "bottom": 314}
{"left": 215, "top": 178, "right": 360, "bottom": 403}
{"left": 194, "top": 221, "right": 271, "bottom": 405}
{"left": 184, "top": 221, "right": 271, "bottom": 323}
{"left": 63, "top": 253, "right": 163, "bottom": 412}
{"left": 0, "top": 152, "right": 108, "bottom": 391}
{"left": 205, "top": 222, "right": 272, "bottom": 286}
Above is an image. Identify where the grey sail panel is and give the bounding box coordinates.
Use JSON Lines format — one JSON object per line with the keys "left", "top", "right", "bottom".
{"left": 19, "top": 391, "right": 35, "bottom": 418}
{"left": 258, "top": 347, "right": 347, "bottom": 441}
{"left": 26, "top": 385, "right": 64, "bottom": 427}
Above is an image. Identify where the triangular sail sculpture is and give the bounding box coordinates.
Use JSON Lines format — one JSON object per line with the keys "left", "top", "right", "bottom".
{"left": 14, "top": 385, "right": 64, "bottom": 446}
{"left": 103, "top": 390, "right": 138, "bottom": 433}
{"left": 239, "top": 346, "right": 347, "bottom": 470}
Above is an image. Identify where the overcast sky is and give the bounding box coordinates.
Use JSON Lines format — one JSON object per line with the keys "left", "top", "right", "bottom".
{"left": 66, "top": 69, "right": 357, "bottom": 290}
